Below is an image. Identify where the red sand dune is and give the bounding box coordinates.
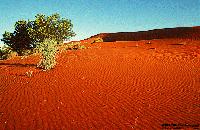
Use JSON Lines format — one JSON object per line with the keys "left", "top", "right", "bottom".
{"left": 0, "top": 27, "right": 200, "bottom": 129}
{"left": 87, "top": 26, "right": 200, "bottom": 42}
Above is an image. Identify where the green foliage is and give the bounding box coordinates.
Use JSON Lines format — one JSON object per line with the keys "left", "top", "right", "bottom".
{"left": 37, "top": 39, "right": 57, "bottom": 70}
{"left": 28, "top": 13, "right": 75, "bottom": 43}
{"left": 65, "top": 42, "right": 86, "bottom": 50}
{"left": 1, "top": 21, "right": 34, "bottom": 55}
{"left": 65, "top": 42, "right": 79, "bottom": 50}
{"left": 1, "top": 13, "right": 75, "bottom": 55}
{"left": 0, "top": 46, "right": 18, "bottom": 60}
{"left": 79, "top": 45, "right": 86, "bottom": 49}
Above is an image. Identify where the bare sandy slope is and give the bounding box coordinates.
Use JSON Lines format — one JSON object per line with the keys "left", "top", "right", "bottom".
{"left": 87, "top": 26, "right": 200, "bottom": 42}
{"left": 0, "top": 39, "right": 200, "bottom": 129}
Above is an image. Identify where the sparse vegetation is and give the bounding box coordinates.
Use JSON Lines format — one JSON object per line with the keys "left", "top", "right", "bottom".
{"left": 1, "top": 13, "right": 77, "bottom": 71}
{"left": 37, "top": 39, "right": 57, "bottom": 70}
{"left": 95, "top": 37, "right": 104, "bottom": 42}
{"left": 25, "top": 70, "right": 33, "bottom": 77}
{"left": 0, "top": 46, "right": 18, "bottom": 60}
{"left": 65, "top": 42, "right": 86, "bottom": 50}
{"left": 90, "top": 37, "right": 103, "bottom": 44}
{"left": 1, "top": 13, "right": 75, "bottom": 56}
{"left": 79, "top": 45, "right": 86, "bottom": 49}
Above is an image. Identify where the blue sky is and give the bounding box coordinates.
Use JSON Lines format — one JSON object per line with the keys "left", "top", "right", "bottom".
{"left": 0, "top": 0, "right": 200, "bottom": 45}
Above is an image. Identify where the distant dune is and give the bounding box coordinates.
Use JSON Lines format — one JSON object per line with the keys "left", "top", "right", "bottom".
{"left": 87, "top": 26, "right": 200, "bottom": 42}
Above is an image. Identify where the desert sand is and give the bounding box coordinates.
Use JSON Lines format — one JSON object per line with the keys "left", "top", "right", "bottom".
{"left": 0, "top": 34, "right": 200, "bottom": 129}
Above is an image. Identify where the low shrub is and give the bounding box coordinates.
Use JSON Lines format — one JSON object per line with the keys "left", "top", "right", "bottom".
{"left": 37, "top": 38, "right": 57, "bottom": 70}
{"left": 8, "top": 52, "right": 18, "bottom": 59}
{"left": 25, "top": 70, "right": 33, "bottom": 77}
{"left": 65, "top": 42, "right": 86, "bottom": 50}
{"left": 94, "top": 37, "right": 103, "bottom": 43}
{"left": 79, "top": 45, "right": 86, "bottom": 49}
{"left": 0, "top": 46, "right": 18, "bottom": 60}
{"left": 89, "top": 37, "right": 103, "bottom": 44}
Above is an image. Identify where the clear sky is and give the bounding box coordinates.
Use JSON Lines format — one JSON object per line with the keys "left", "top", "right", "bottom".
{"left": 0, "top": 0, "right": 200, "bottom": 45}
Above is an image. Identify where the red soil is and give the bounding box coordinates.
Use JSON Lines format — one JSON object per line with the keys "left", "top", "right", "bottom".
{"left": 87, "top": 26, "right": 200, "bottom": 42}
{"left": 0, "top": 38, "right": 200, "bottom": 129}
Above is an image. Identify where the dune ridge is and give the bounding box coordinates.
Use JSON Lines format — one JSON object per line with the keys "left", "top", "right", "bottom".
{"left": 87, "top": 26, "right": 200, "bottom": 42}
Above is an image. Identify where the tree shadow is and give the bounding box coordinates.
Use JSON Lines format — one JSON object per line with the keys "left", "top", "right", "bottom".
{"left": 0, "top": 63, "right": 36, "bottom": 68}
{"left": 169, "top": 43, "right": 184, "bottom": 45}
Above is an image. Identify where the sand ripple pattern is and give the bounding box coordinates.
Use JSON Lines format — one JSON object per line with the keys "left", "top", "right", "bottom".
{"left": 0, "top": 40, "right": 199, "bottom": 129}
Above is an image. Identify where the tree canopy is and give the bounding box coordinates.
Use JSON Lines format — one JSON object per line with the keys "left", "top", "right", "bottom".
{"left": 2, "top": 20, "right": 34, "bottom": 54}
{"left": 1, "top": 13, "right": 75, "bottom": 54}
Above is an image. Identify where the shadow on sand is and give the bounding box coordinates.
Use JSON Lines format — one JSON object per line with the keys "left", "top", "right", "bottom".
{"left": 0, "top": 63, "right": 36, "bottom": 68}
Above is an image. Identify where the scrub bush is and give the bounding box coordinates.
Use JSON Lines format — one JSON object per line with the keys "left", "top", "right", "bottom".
{"left": 0, "top": 46, "right": 18, "bottom": 60}
{"left": 37, "top": 39, "right": 57, "bottom": 70}
{"left": 65, "top": 42, "right": 86, "bottom": 50}
{"left": 90, "top": 37, "right": 103, "bottom": 44}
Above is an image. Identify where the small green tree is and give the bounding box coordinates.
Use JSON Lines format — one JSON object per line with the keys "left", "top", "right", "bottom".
{"left": 0, "top": 46, "right": 17, "bottom": 60}
{"left": 37, "top": 38, "right": 57, "bottom": 70}
{"left": 1, "top": 13, "right": 75, "bottom": 55}
{"left": 1, "top": 20, "right": 34, "bottom": 55}
{"left": 28, "top": 13, "right": 75, "bottom": 43}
